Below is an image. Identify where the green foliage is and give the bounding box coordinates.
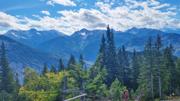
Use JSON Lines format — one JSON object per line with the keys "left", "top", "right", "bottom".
{"left": 176, "top": 59, "right": 180, "bottom": 94}
{"left": 98, "top": 34, "right": 106, "bottom": 68}
{"left": 137, "top": 35, "right": 178, "bottom": 100}
{"left": 58, "top": 58, "right": 65, "bottom": 71}
{"left": 118, "top": 45, "right": 133, "bottom": 90}
{"left": 163, "top": 45, "right": 176, "bottom": 95}
{"left": 67, "top": 54, "right": 76, "bottom": 69}
{"left": 109, "top": 78, "right": 126, "bottom": 101}
{"left": 105, "top": 26, "right": 118, "bottom": 86}
{"left": 0, "top": 90, "right": 13, "bottom": 101}
{"left": 1, "top": 27, "right": 180, "bottom": 101}
{"left": 50, "top": 65, "right": 57, "bottom": 73}
{"left": 69, "top": 64, "right": 87, "bottom": 89}
{"left": 19, "top": 67, "right": 65, "bottom": 101}
{"left": 86, "top": 67, "right": 108, "bottom": 100}
{"left": 42, "top": 63, "right": 49, "bottom": 75}
{"left": 0, "top": 42, "right": 17, "bottom": 101}
{"left": 131, "top": 49, "right": 140, "bottom": 91}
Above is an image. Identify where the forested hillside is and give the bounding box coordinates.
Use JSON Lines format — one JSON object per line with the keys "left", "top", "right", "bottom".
{"left": 0, "top": 26, "right": 180, "bottom": 101}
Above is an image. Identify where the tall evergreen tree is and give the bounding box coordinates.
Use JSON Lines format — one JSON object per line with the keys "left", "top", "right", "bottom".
{"left": 67, "top": 54, "right": 76, "bottom": 69}
{"left": 117, "top": 48, "right": 123, "bottom": 82}
{"left": 58, "top": 58, "right": 65, "bottom": 72}
{"left": 176, "top": 58, "right": 180, "bottom": 92}
{"left": 131, "top": 49, "right": 140, "bottom": 91}
{"left": 105, "top": 25, "right": 118, "bottom": 86}
{"left": 14, "top": 73, "right": 20, "bottom": 101}
{"left": 98, "top": 34, "right": 106, "bottom": 68}
{"left": 99, "top": 34, "right": 106, "bottom": 54}
{"left": 15, "top": 73, "right": 20, "bottom": 90}
{"left": 154, "top": 34, "right": 163, "bottom": 98}
{"left": 121, "top": 45, "right": 132, "bottom": 90}
{"left": 79, "top": 54, "right": 85, "bottom": 69}
{"left": 0, "top": 42, "right": 16, "bottom": 100}
{"left": 50, "top": 65, "right": 57, "bottom": 73}
{"left": 42, "top": 63, "right": 48, "bottom": 75}
{"left": 139, "top": 37, "right": 155, "bottom": 100}
{"left": 164, "top": 44, "right": 176, "bottom": 95}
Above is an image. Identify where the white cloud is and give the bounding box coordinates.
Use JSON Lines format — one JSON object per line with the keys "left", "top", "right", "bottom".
{"left": 0, "top": 0, "right": 180, "bottom": 35}
{"left": 0, "top": 12, "right": 29, "bottom": 34}
{"left": 41, "top": 10, "right": 50, "bottom": 16}
{"left": 46, "top": 0, "right": 76, "bottom": 6}
{"left": 94, "top": 0, "right": 179, "bottom": 31}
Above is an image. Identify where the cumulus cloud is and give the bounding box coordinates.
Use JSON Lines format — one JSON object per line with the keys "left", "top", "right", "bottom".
{"left": 94, "top": 0, "right": 179, "bottom": 31}
{"left": 0, "top": 12, "right": 29, "bottom": 34}
{"left": 46, "top": 0, "right": 76, "bottom": 6}
{"left": 41, "top": 10, "right": 50, "bottom": 16}
{"left": 0, "top": 0, "right": 180, "bottom": 35}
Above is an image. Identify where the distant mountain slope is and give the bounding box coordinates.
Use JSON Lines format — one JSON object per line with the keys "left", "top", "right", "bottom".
{"left": 4, "top": 28, "right": 180, "bottom": 65}
{"left": 37, "top": 28, "right": 180, "bottom": 62}
{"left": 4, "top": 28, "right": 65, "bottom": 48}
{"left": 0, "top": 35, "right": 58, "bottom": 73}
{"left": 37, "top": 35, "right": 73, "bottom": 60}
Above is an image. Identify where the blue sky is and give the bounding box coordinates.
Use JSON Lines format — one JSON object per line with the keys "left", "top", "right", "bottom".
{"left": 0, "top": 0, "right": 180, "bottom": 35}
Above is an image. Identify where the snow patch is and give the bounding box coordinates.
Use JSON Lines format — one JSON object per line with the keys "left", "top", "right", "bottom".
{"left": 11, "top": 32, "right": 18, "bottom": 37}
{"left": 80, "top": 32, "right": 86, "bottom": 36}
{"left": 36, "top": 32, "right": 41, "bottom": 35}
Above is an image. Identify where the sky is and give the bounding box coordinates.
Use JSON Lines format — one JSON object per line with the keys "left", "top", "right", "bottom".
{"left": 0, "top": 0, "right": 180, "bottom": 35}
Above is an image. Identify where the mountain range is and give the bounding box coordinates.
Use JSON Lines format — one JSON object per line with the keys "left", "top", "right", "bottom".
{"left": 1, "top": 27, "right": 180, "bottom": 72}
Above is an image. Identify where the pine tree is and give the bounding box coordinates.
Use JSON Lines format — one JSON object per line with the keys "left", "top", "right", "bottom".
{"left": 42, "top": 63, "right": 48, "bottom": 75}
{"left": 164, "top": 44, "right": 176, "bottom": 95}
{"left": 154, "top": 34, "right": 163, "bottom": 98}
{"left": 50, "top": 65, "right": 57, "bottom": 73}
{"left": 176, "top": 58, "right": 180, "bottom": 92}
{"left": 98, "top": 34, "right": 106, "bottom": 68}
{"left": 86, "top": 63, "right": 108, "bottom": 100}
{"left": 117, "top": 48, "right": 123, "bottom": 82}
{"left": 0, "top": 42, "right": 16, "bottom": 100}
{"left": 58, "top": 58, "right": 65, "bottom": 72}
{"left": 131, "top": 49, "right": 140, "bottom": 91}
{"left": 139, "top": 37, "right": 154, "bottom": 100}
{"left": 67, "top": 54, "right": 76, "bottom": 69}
{"left": 121, "top": 45, "right": 132, "bottom": 90}
{"left": 105, "top": 25, "right": 118, "bottom": 86}
{"left": 79, "top": 54, "right": 85, "bottom": 69}
{"left": 14, "top": 73, "right": 20, "bottom": 101}
{"left": 110, "top": 78, "right": 126, "bottom": 101}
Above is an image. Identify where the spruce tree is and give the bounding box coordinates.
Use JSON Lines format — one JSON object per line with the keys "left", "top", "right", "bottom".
{"left": 0, "top": 42, "right": 15, "bottom": 100}
{"left": 14, "top": 73, "right": 20, "bottom": 101}
{"left": 154, "top": 34, "right": 163, "bottom": 98}
{"left": 176, "top": 58, "right": 180, "bottom": 92}
{"left": 94, "top": 33, "right": 107, "bottom": 81}
{"left": 67, "top": 54, "right": 76, "bottom": 69}
{"left": 117, "top": 48, "right": 123, "bottom": 82}
{"left": 58, "top": 58, "right": 65, "bottom": 72}
{"left": 131, "top": 49, "right": 140, "bottom": 91}
{"left": 50, "top": 65, "right": 57, "bottom": 73}
{"left": 105, "top": 25, "right": 118, "bottom": 86}
{"left": 121, "top": 45, "right": 132, "bottom": 90}
{"left": 98, "top": 34, "right": 106, "bottom": 68}
{"left": 164, "top": 44, "right": 176, "bottom": 95}
{"left": 42, "top": 63, "right": 48, "bottom": 75}
{"left": 139, "top": 37, "right": 154, "bottom": 100}
{"left": 79, "top": 54, "right": 85, "bottom": 69}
